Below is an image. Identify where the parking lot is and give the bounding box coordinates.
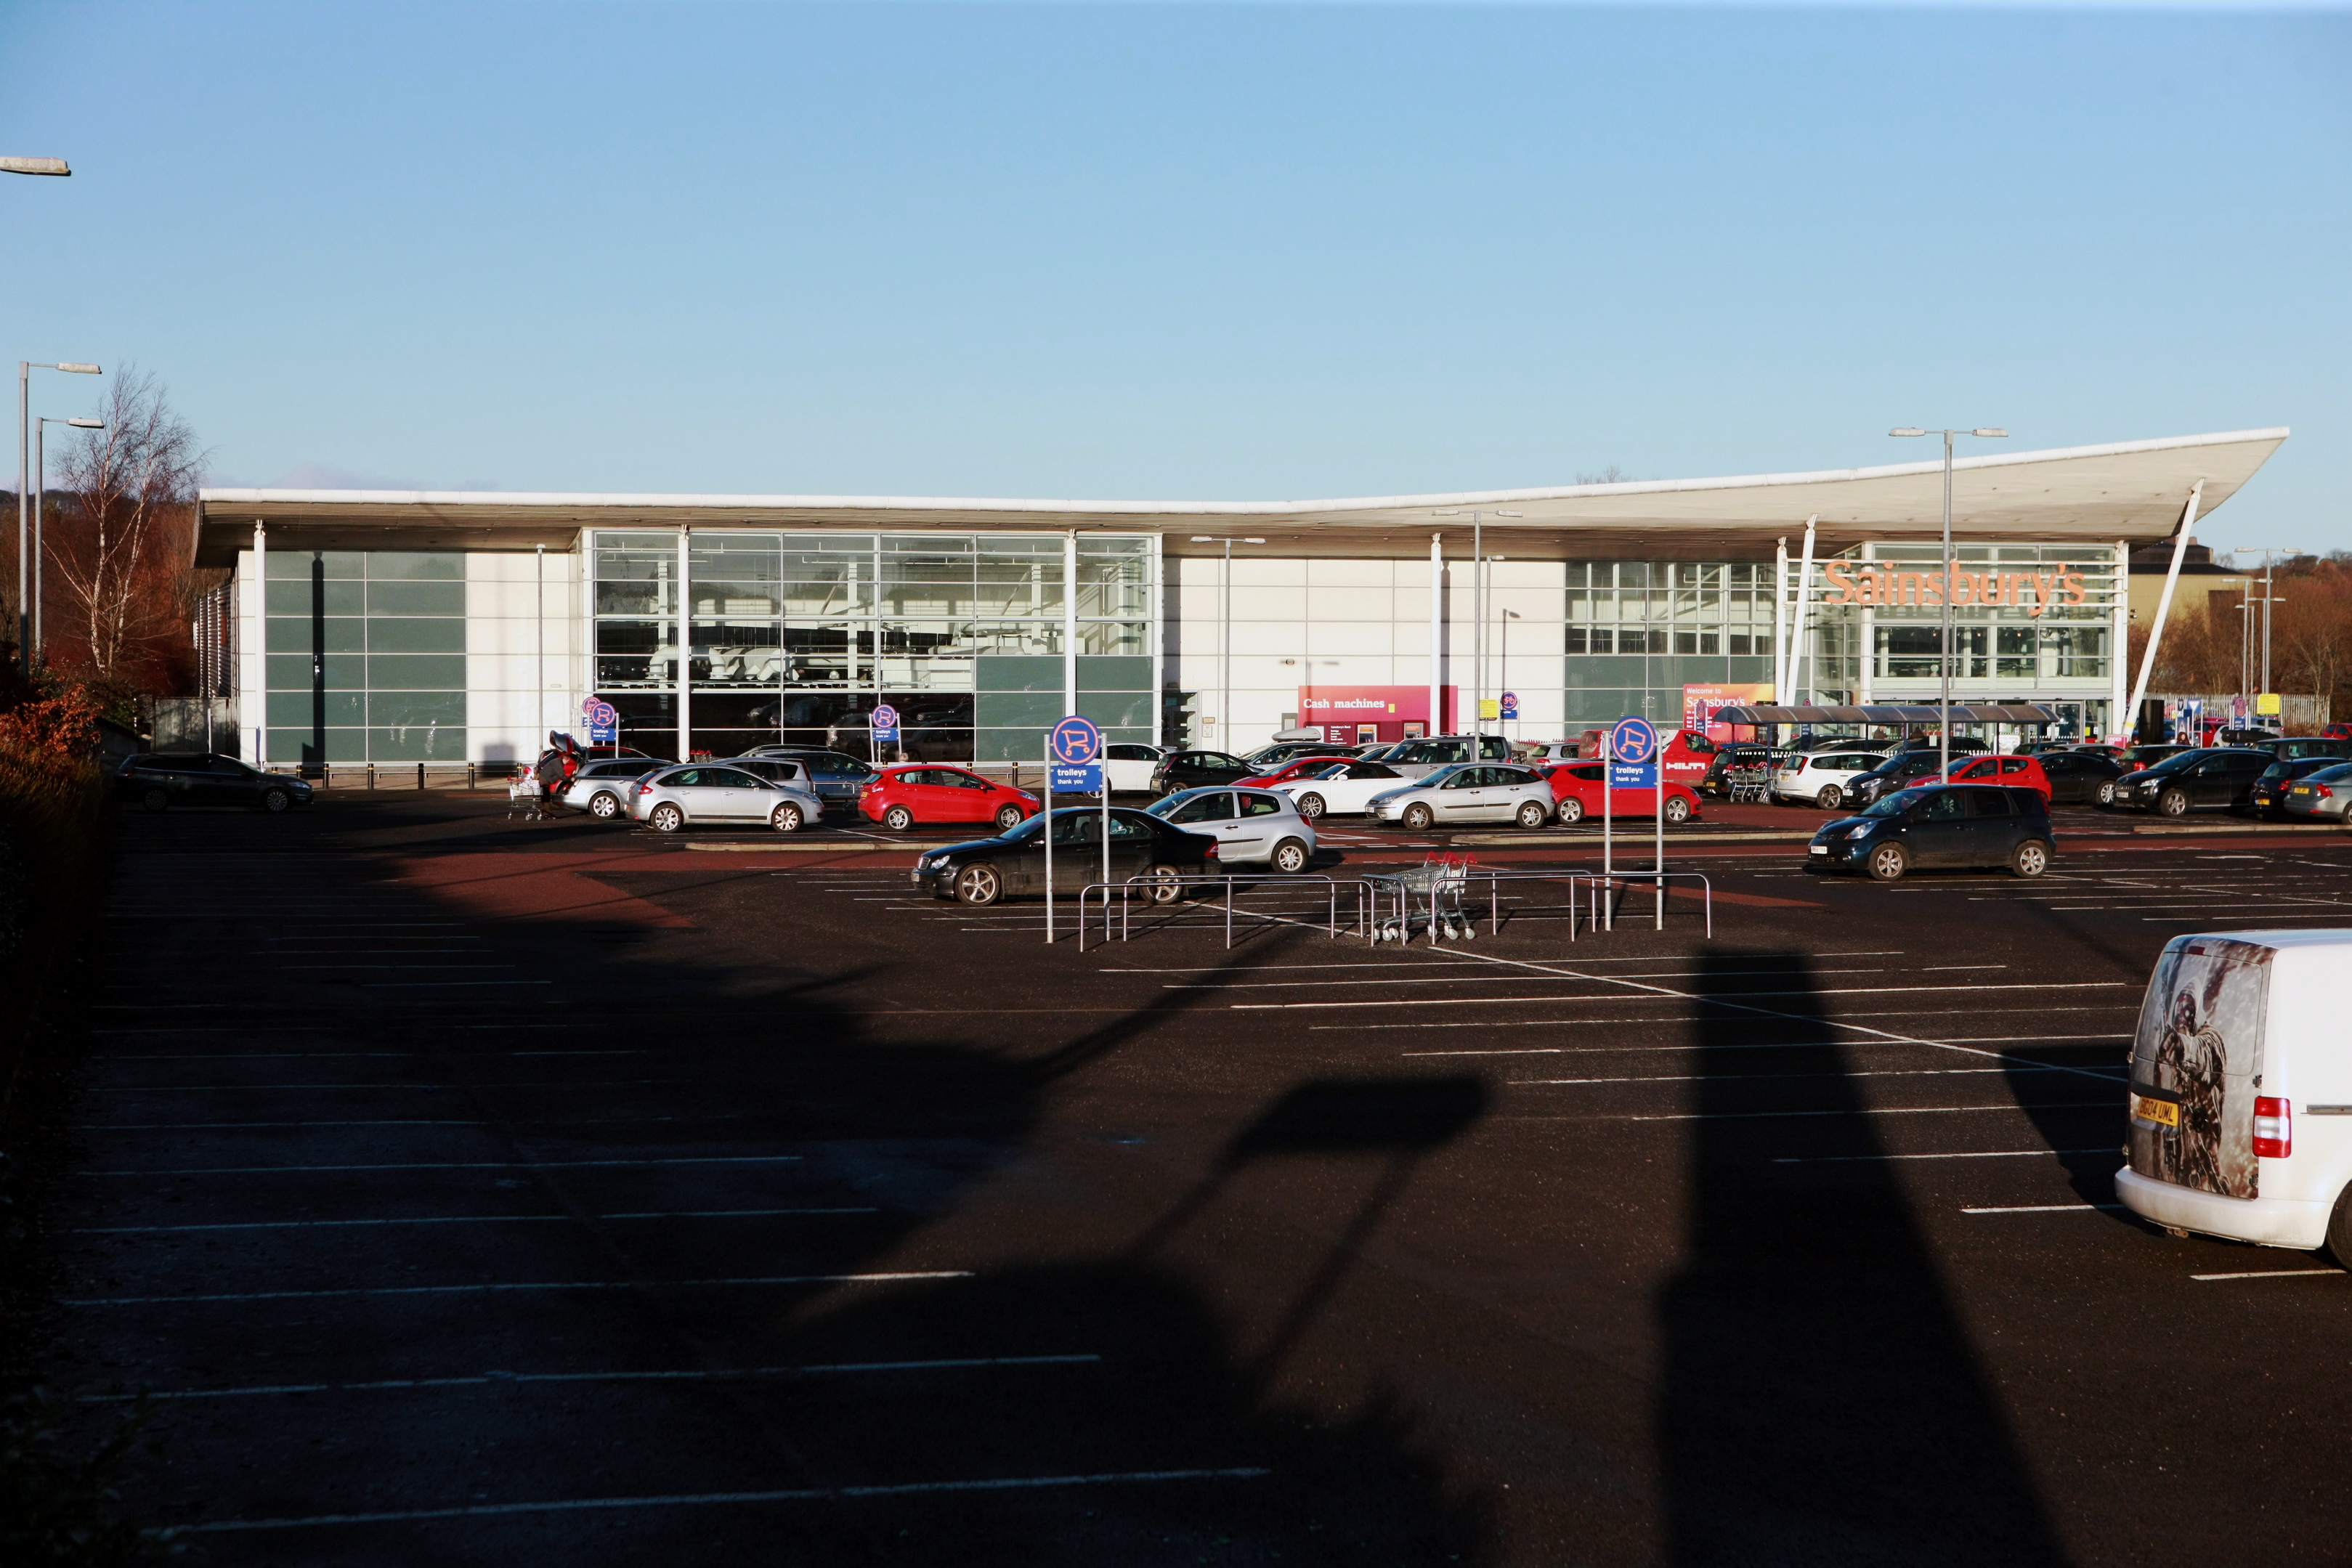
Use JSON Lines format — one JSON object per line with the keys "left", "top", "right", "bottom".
{"left": 42, "top": 792, "right": 2352, "bottom": 1564}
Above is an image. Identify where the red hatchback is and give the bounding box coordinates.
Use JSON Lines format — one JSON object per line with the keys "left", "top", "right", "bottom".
{"left": 859, "top": 765, "right": 1039, "bottom": 832}
{"left": 1936, "top": 754, "right": 2053, "bottom": 800}
{"left": 1537, "top": 760, "right": 1703, "bottom": 824}
{"left": 1237, "top": 755, "right": 1357, "bottom": 788}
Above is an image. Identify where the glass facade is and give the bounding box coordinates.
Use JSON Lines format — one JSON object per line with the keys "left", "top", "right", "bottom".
{"left": 592, "top": 530, "right": 1156, "bottom": 761}
{"left": 1833, "top": 543, "right": 2116, "bottom": 694}
{"left": 262, "top": 551, "right": 467, "bottom": 765}
{"left": 1563, "top": 561, "right": 1775, "bottom": 727}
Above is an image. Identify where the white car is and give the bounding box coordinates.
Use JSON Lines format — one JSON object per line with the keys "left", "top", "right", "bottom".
{"left": 1144, "top": 787, "right": 1318, "bottom": 872}
{"left": 1103, "top": 743, "right": 1169, "bottom": 794}
{"left": 1364, "top": 763, "right": 1558, "bottom": 831}
{"left": 1275, "top": 758, "right": 1414, "bottom": 819}
{"left": 1772, "top": 748, "right": 1892, "bottom": 810}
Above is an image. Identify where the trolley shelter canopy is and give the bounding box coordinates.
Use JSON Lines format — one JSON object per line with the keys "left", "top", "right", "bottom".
{"left": 1711, "top": 704, "right": 2064, "bottom": 726}
{"left": 192, "top": 427, "right": 2289, "bottom": 566}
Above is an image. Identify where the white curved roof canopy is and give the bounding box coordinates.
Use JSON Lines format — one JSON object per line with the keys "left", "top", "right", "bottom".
{"left": 193, "top": 426, "right": 2287, "bottom": 564}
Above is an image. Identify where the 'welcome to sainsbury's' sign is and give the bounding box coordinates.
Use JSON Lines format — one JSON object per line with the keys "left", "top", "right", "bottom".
{"left": 1822, "top": 562, "right": 2094, "bottom": 620}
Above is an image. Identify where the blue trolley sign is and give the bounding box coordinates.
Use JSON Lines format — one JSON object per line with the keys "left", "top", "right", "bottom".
{"left": 1049, "top": 715, "right": 1104, "bottom": 793}
{"left": 1610, "top": 715, "right": 1659, "bottom": 789}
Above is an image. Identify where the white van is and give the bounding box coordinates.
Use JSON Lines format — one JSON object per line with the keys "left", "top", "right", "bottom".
{"left": 2114, "top": 930, "right": 2352, "bottom": 1264}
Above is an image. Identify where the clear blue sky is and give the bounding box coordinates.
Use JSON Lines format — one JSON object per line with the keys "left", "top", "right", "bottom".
{"left": 6, "top": 2, "right": 2348, "bottom": 554}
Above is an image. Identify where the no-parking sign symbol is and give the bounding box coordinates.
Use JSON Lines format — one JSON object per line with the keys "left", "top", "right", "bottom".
{"left": 582, "top": 697, "right": 619, "bottom": 745}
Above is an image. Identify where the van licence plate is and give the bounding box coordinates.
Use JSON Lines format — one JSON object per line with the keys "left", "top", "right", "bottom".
{"left": 2132, "top": 1093, "right": 2180, "bottom": 1129}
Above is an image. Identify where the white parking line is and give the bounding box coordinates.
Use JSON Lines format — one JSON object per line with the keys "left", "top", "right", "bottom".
{"left": 183, "top": 1468, "right": 1275, "bottom": 1532}
{"left": 86, "top": 1354, "right": 1104, "bottom": 1402}
{"left": 1626, "top": 1102, "right": 2112, "bottom": 1123}
{"left": 1960, "top": 1203, "right": 2127, "bottom": 1214}
{"left": 1772, "top": 1147, "right": 2117, "bottom": 1163}
{"left": 64, "top": 1271, "right": 973, "bottom": 1306}
{"left": 76, "top": 1209, "right": 875, "bottom": 1235}
{"left": 1174, "top": 967, "right": 1882, "bottom": 991}
{"left": 76, "top": 1155, "right": 806, "bottom": 1177}
{"left": 1517, "top": 1065, "right": 2121, "bottom": 1086}
{"left": 2190, "top": 1269, "right": 2343, "bottom": 1282}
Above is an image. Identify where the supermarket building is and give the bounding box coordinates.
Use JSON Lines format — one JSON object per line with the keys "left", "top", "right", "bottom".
{"left": 187, "top": 427, "right": 2288, "bottom": 768}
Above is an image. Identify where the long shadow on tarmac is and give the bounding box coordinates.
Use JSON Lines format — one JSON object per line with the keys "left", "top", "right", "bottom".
{"left": 1657, "top": 950, "right": 2068, "bottom": 1566}
{"left": 81, "top": 804, "right": 1488, "bottom": 1565}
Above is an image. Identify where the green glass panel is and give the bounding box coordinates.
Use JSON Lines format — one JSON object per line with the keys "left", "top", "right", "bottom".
{"left": 264, "top": 727, "right": 366, "bottom": 763}
{"left": 265, "top": 579, "right": 363, "bottom": 615}
{"left": 367, "top": 617, "right": 466, "bottom": 653}
{"left": 974, "top": 654, "right": 1066, "bottom": 693}
{"left": 368, "top": 723, "right": 467, "bottom": 761}
{"left": 1565, "top": 657, "right": 1648, "bottom": 686}
{"left": 265, "top": 551, "right": 364, "bottom": 580}
{"left": 1074, "top": 655, "right": 1151, "bottom": 691}
{"left": 366, "top": 580, "right": 466, "bottom": 617}
{"left": 1727, "top": 656, "right": 1772, "bottom": 681}
{"left": 266, "top": 653, "right": 364, "bottom": 691}
{"left": 365, "top": 552, "right": 462, "bottom": 580}
{"left": 266, "top": 691, "right": 365, "bottom": 727}
{"left": 1075, "top": 691, "right": 1152, "bottom": 728}
{"left": 370, "top": 691, "right": 466, "bottom": 728}
{"left": 976, "top": 691, "right": 1065, "bottom": 728}
{"left": 973, "top": 728, "right": 1054, "bottom": 763}
{"left": 365, "top": 654, "right": 468, "bottom": 689}
{"left": 266, "top": 616, "right": 364, "bottom": 653}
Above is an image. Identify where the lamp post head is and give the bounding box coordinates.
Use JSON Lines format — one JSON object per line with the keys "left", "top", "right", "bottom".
{"left": 1, "top": 157, "right": 70, "bottom": 176}
{"left": 1889, "top": 428, "right": 1927, "bottom": 438}
{"left": 55, "top": 362, "right": 100, "bottom": 374}
{"left": 1241, "top": 537, "right": 1265, "bottom": 545}
{"left": 65, "top": 418, "right": 103, "bottom": 429}
{"left": 1971, "top": 428, "right": 2008, "bottom": 439}
{"left": 1188, "top": 536, "right": 1215, "bottom": 543}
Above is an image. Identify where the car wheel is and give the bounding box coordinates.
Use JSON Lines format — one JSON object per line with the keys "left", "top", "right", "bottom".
{"left": 1514, "top": 800, "right": 1549, "bottom": 829}
{"left": 1295, "top": 792, "right": 1326, "bottom": 819}
{"left": 771, "top": 802, "right": 803, "bottom": 833}
{"left": 2158, "top": 789, "right": 2191, "bottom": 818}
{"left": 883, "top": 804, "right": 915, "bottom": 831}
{"left": 2009, "top": 839, "right": 2051, "bottom": 878}
{"left": 1401, "top": 803, "right": 1434, "bottom": 832}
{"left": 2329, "top": 1184, "right": 2352, "bottom": 1271}
{"left": 1663, "top": 794, "right": 1692, "bottom": 824}
{"left": 589, "top": 791, "right": 621, "bottom": 820}
{"left": 2096, "top": 779, "right": 2117, "bottom": 806}
{"left": 1271, "top": 837, "right": 1310, "bottom": 874}
{"left": 1866, "top": 842, "right": 1908, "bottom": 882}
{"left": 1816, "top": 785, "right": 1842, "bottom": 811}
{"left": 1556, "top": 797, "right": 1583, "bottom": 824}
{"left": 649, "top": 803, "right": 684, "bottom": 833}
{"left": 954, "top": 862, "right": 1002, "bottom": 906}
{"left": 1141, "top": 863, "right": 1185, "bottom": 903}
{"left": 994, "top": 804, "right": 1027, "bottom": 832}
{"left": 141, "top": 787, "right": 169, "bottom": 813}
{"left": 261, "top": 789, "right": 290, "bottom": 814}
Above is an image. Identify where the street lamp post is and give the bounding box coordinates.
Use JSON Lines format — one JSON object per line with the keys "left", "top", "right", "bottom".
{"left": 1889, "top": 426, "right": 2007, "bottom": 780}
{"left": 32, "top": 414, "right": 105, "bottom": 664}
{"left": 2230, "top": 547, "right": 2297, "bottom": 716}
{"left": 1433, "top": 510, "right": 1520, "bottom": 737}
{"left": 17, "top": 361, "right": 101, "bottom": 672}
{"left": 1188, "top": 535, "right": 1263, "bottom": 751}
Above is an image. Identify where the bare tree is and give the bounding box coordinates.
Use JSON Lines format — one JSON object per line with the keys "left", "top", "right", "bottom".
{"left": 46, "top": 369, "right": 204, "bottom": 686}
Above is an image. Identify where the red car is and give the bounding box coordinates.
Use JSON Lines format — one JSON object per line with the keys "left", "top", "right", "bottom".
{"left": 1537, "top": 760, "right": 1703, "bottom": 824}
{"left": 859, "top": 765, "right": 1039, "bottom": 832}
{"left": 1237, "top": 755, "right": 1358, "bottom": 787}
{"left": 1934, "top": 753, "right": 2053, "bottom": 800}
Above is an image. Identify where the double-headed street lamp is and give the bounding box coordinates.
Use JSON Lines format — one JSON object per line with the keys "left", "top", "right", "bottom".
{"left": 1189, "top": 535, "right": 1264, "bottom": 750}
{"left": 1433, "top": 508, "right": 1521, "bottom": 737}
{"left": 1890, "top": 426, "right": 2007, "bottom": 779}
{"left": 18, "top": 361, "right": 102, "bottom": 671}
{"left": 32, "top": 415, "right": 105, "bottom": 665}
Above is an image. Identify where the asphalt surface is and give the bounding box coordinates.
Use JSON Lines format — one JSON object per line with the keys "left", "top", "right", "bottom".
{"left": 41, "top": 792, "right": 2352, "bottom": 1564}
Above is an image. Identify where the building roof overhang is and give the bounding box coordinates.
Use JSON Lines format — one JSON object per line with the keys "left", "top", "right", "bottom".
{"left": 192, "top": 426, "right": 2287, "bottom": 566}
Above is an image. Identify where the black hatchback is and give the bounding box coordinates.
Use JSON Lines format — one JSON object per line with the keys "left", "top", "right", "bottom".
{"left": 2252, "top": 754, "right": 2349, "bottom": 817}
{"left": 911, "top": 807, "right": 1220, "bottom": 906}
{"left": 1807, "top": 783, "right": 2053, "bottom": 882}
{"left": 2109, "top": 748, "right": 2272, "bottom": 816}
{"left": 116, "top": 753, "right": 313, "bottom": 813}
{"left": 1148, "top": 750, "right": 1254, "bottom": 795}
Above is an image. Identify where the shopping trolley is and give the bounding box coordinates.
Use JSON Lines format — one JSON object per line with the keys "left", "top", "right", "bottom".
{"left": 1370, "top": 852, "right": 1477, "bottom": 943}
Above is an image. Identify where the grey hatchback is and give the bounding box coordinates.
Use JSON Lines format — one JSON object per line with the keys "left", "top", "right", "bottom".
{"left": 627, "top": 763, "right": 824, "bottom": 833}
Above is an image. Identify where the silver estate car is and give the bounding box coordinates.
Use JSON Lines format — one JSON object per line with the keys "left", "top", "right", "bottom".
{"left": 627, "top": 762, "right": 826, "bottom": 833}
{"left": 1365, "top": 763, "right": 1557, "bottom": 832}
{"left": 560, "top": 758, "right": 671, "bottom": 821}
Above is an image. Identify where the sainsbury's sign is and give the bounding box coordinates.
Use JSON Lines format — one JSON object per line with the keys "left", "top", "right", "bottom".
{"left": 1824, "top": 562, "right": 2093, "bottom": 620}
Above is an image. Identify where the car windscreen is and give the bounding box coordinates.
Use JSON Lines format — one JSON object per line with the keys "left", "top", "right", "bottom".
{"left": 2304, "top": 763, "right": 2352, "bottom": 783}
{"left": 1143, "top": 793, "right": 1194, "bottom": 819}
{"left": 1859, "top": 787, "right": 1931, "bottom": 819}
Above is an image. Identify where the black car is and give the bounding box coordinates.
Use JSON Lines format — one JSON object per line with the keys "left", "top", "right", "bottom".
{"left": 2108, "top": 748, "right": 2271, "bottom": 816}
{"left": 744, "top": 747, "right": 877, "bottom": 805}
{"left": 1845, "top": 750, "right": 1949, "bottom": 805}
{"left": 1894, "top": 735, "right": 1992, "bottom": 756}
{"left": 911, "top": 806, "right": 1220, "bottom": 906}
{"left": 2252, "top": 755, "right": 2349, "bottom": 817}
{"left": 1807, "top": 784, "right": 2053, "bottom": 881}
{"left": 117, "top": 753, "right": 313, "bottom": 813}
{"left": 1149, "top": 750, "right": 1254, "bottom": 795}
{"left": 2030, "top": 748, "right": 2125, "bottom": 804}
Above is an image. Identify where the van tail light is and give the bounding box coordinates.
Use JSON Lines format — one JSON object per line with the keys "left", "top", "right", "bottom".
{"left": 2253, "top": 1097, "right": 2292, "bottom": 1159}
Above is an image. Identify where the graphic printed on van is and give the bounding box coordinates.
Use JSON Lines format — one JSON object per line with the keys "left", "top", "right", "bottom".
{"left": 2128, "top": 938, "right": 2274, "bottom": 1200}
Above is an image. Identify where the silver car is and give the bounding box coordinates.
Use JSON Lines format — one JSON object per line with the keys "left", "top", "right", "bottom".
{"left": 1143, "top": 786, "right": 1318, "bottom": 872}
{"left": 1365, "top": 763, "right": 1557, "bottom": 831}
{"left": 559, "top": 758, "right": 671, "bottom": 821}
{"left": 627, "top": 762, "right": 825, "bottom": 833}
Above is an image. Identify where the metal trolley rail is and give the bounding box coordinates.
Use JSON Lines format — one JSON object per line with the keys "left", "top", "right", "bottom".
{"left": 1076, "top": 874, "right": 1382, "bottom": 951}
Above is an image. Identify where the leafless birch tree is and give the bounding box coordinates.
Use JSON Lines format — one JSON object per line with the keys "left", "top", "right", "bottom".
{"left": 47, "top": 369, "right": 204, "bottom": 684}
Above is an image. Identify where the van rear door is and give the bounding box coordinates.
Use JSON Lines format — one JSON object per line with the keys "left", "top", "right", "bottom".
{"left": 2128, "top": 936, "right": 2274, "bottom": 1199}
